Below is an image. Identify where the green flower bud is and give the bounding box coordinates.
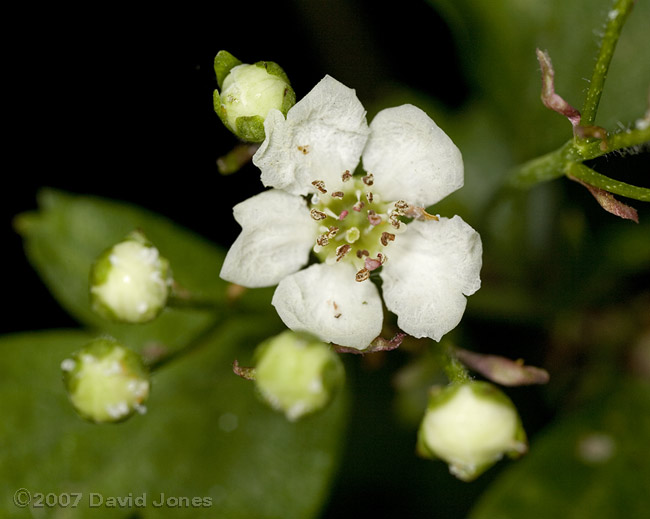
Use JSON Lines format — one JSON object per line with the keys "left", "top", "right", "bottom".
{"left": 417, "top": 381, "right": 527, "bottom": 481}
{"left": 61, "top": 337, "right": 150, "bottom": 423}
{"left": 253, "top": 331, "right": 344, "bottom": 421}
{"left": 90, "top": 231, "right": 172, "bottom": 323}
{"left": 214, "top": 50, "right": 295, "bottom": 143}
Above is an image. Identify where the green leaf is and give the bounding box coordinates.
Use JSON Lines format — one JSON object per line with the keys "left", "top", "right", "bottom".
{"left": 469, "top": 380, "right": 650, "bottom": 519}
{"left": 1, "top": 327, "right": 348, "bottom": 518}
{"left": 14, "top": 189, "right": 234, "bottom": 352}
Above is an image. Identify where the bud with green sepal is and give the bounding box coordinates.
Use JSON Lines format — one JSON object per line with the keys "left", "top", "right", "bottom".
{"left": 61, "top": 337, "right": 150, "bottom": 424}
{"left": 213, "top": 50, "right": 296, "bottom": 142}
{"left": 417, "top": 381, "right": 527, "bottom": 481}
{"left": 241, "top": 330, "right": 344, "bottom": 421}
{"left": 90, "top": 230, "right": 172, "bottom": 323}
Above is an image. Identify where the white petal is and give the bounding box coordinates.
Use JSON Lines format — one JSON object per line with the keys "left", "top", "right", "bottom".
{"left": 220, "top": 189, "right": 317, "bottom": 288}
{"left": 362, "top": 105, "right": 463, "bottom": 207}
{"left": 380, "top": 217, "right": 482, "bottom": 341}
{"left": 253, "top": 75, "right": 370, "bottom": 196}
{"left": 272, "top": 263, "right": 383, "bottom": 349}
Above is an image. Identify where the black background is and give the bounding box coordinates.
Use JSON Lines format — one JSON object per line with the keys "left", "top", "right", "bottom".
{"left": 5, "top": 0, "right": 465, "bottom": 334}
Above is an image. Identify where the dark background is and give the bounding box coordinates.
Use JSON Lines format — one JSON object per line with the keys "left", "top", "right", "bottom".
{"left": 5, "top": 0, "right": 466, "bottom": 335}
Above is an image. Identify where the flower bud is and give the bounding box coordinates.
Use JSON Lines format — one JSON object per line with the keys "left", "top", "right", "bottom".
{"left": 213, "top": 50, "right": 295, "bottom": 142}
{"left": 417, "top": 381, "right": 527, "bottom": 481}
{"left": 253, "top": 331, "right": 344, "bottom": 421}
{"left": 90, "top": 231, "right": 172, "bottom": 323}
{"left": 61, "top": 337, "right": 150, "bottom": 423}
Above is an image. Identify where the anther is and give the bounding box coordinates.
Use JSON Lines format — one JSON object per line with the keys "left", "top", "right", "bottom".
{"left": 365, "top": 257, "right": 382, "bottom": 271}
{"left": 366, "top": 192, "right": 374, "bottom": 204}
{"left": 355, "top": 268, "right": 370, "bottom": 282}
{"left": 311, "top": 180, "right": 327, "bottom": 194}
{"left": 298, "top": 145, "right": 310, "bottom": 154}
{"left": 328, "top": 226, "right": 340, "bottom": 237}
{"left": 331, "top": 191, "right": 344, "bottom": 199}
{"left": 316, "top": 234, "right": 329, "bottom": 247}
{"left": 389, "top": 213, "right": 401, "bottom": 229}
{"left": 336, "top": 244, "right": 351, "bottom": 261}
{"left": 367, "top": 210, "right": 382, "bottom": 226}
{"left": 380, "top": 232, "right": 395, "bottom": 246}
{"left": 353, "top": 201, "right": 365, "bottom": 212}
{"left": 338, "top": 210, "right": 349, "bottom": 221}
{"left": 310, "top": 209, "right": 327, "bottom": 221}
{"left": 356, "top": 249, "right": 369, "bottom": 259}
{"left": 341, "top": 170, "right": 352, "bottom": 182}
{"left": 362, "top": 173, "right": 374, "bottom": 186}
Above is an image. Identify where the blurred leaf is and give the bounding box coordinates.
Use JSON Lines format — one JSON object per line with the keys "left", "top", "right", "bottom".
{"left": 15, "top": 189, "right": 247, "bottom": 352}
{"left": 1, "top": 327, "right": 348, "bottom": 518}
{"left": 469, "top": 380, "right": 650, "bottom": 519}
{"left": 428, "top": 0, "right": 650, "bottom": 158}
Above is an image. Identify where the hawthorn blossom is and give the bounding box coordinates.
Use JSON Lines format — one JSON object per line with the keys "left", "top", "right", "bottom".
{"left": 220, "top": 76, "right": 482, "bottom": 350}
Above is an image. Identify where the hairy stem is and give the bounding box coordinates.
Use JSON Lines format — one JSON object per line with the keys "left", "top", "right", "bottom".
{"left": 580, "top": 0, "right": 636, "bottom": 126}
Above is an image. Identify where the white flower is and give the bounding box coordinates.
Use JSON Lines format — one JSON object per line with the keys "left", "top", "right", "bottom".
{"left": 220, "top": 76, "right": 482, "bottom": 350}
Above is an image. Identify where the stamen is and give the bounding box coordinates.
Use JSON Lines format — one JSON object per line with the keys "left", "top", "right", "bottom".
{"left": 362, "top": 173, "right": 374, "bottom": 186}
{"left": 377, "top": 252, "right": 387, "bottom": 264}
{"left": 356, "top": 249, "right": 369, "bottom": 259}
{"left": 298, "top": 145, "right": 310, "bottom": 154}
{"left": 328, "top": 226, "right": 340, "bottom": 237}
{"left": 367, "top": 210, "right": 382, "bottom": 226}
{"left": 311, "top": 180, "right": 327, "bottom": 194}
{"left": 333, "top": 301, "right": 342, "bottom": 318}
{"left": 353, "top": 201, "right": 365, "bottom": 212}
{"left": 331, "top": 191, "right": 344, "bottom": 199}
{"left": 338, "top": 210, "right": 349, "bottom": 221}
{"left": 341, "top": 170, "right": 352, "bottom": 182}
{"left": 316, "top": 234, "right": 329, "bottom": 247}
{"left": 380, "top": 232, "right": 395, "bottom": 246}
{"left": 310, "top": 209, "right": 327, "bottom": 221}
{"left": 336, "top": 244, "right": 351, "bottom": 261}
{"left": 355, "top": 268, "right": 370, "bottom": 282}
{"left": 405, "top": 205, "right": 440, "bottom": 220}
{"left": 366, "top": 192, "right": 374, "bottom": 204}
{"left": 393, "top": 200, "right": 408, "bottom": 215}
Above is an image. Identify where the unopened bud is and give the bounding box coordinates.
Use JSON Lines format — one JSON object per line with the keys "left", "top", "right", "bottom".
{"left": 90, "top": 231, "right": 172, "bottom": 323}
{"left": 417, "top": 381, "right": 527, "bottom": 481}
{"left": 61, "top": 337, "right": 150, "bottom": 423}
{"left": 253, "top": 331, "right": 344, "bottom": 421}
{"left": 213, "top": 50, "right": 295, "bottom": 142}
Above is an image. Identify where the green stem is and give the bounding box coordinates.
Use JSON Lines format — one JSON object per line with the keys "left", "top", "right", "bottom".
{"left": 567, "top": 162, "right": 650, "bottom": 201}
{"left": 510, "top": 125, "right": 649, "bottom": 188}
{"left": 509, "top": 142, "right": 576, "bottom": 187}
{"left": 146, "top": 317, "right": 225, "bottom": 372}
{"left": 580, "top": 0, "right": 635, "bottom": 126}
{"left": 434, "top": 342, "right": 472, "bottom": 385}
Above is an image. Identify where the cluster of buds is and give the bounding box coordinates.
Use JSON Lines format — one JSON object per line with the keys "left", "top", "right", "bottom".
{"left": 417, "top": 381, "right": 527, "bottom": 481}
{"left": 234, "top": 331, "right": 344, "bottom": 421}
{"left": 213, "top": 50, "right": 295, "bottom": 142}
{"left": 90, "top": 231, "right": 172, "bottom": 324}
{"left": 61, "top": 338, "right": 150, "bottom": 424}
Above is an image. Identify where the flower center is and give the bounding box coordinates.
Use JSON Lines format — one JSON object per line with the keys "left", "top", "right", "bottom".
{"left": 308, "top": 170, "right": 408, "bottom": 282}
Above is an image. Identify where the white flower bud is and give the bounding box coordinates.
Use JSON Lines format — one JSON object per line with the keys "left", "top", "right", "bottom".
{"left": 253, "top": 331, "right": 344, "bottom": 421}
{"left": 213, "top": 50, "right": 295, "bottom": 142}
{"left": 417, "top": 381, "right": 527, "bottom": 481}
{"left": 90, "top": 231, "right": 172, "bottom": 323}
{"left": 61, "top": 337, "right": 150, "bottom": 423}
